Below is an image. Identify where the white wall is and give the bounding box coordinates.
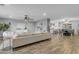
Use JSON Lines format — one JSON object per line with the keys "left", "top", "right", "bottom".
{"left": 35, "top": 19, "right": 47, "bottom": 32}
{"left": 0, "top": 18, "right": 50, "bottom": 33}
{"left": 0, "top": 18, "right": 35, "bottom": 32}
{"left": 70, "top": 20, "right": 79, "bottom": 35}
{"left": 50, "top": 19, "right": 63, "bottom": 33}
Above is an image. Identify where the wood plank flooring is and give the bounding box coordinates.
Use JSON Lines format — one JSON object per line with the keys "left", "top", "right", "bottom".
{"left": 14, "top": 35, "right": 79, "bottom": 54}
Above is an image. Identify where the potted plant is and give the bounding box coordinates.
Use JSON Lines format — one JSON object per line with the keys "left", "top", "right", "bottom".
{"left": 0, "top": 23, "right": 10, "bottom": 38}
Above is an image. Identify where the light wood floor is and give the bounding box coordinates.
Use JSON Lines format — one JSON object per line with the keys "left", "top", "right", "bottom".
{"left": 14, "top": 35, "right": 79, "bottom": 54}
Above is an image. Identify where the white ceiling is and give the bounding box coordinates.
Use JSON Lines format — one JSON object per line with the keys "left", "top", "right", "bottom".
{"left": 0, "top": 4, "right": 79, "bottom": 21}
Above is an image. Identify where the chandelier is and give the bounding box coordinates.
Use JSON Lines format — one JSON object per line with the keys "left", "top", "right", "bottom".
{"left": 24, "top": 15, "right": 33, "bottom": 23}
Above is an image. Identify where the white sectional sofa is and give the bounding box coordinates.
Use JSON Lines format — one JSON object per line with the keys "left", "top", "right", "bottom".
{"left": 13, "top": 32, "right": 51, "bottom": 48}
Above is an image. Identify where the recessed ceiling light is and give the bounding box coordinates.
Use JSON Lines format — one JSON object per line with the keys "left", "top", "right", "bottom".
{"left": 43, "top": 12, "right": 47, "bottom": 16}
{"left": 9, "top": 16, "right": 13, "bottom": 18}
